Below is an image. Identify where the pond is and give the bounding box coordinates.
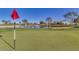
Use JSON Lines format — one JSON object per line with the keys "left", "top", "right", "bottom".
{"left": 0, "top": 25, "right": 48, "bottom": 28}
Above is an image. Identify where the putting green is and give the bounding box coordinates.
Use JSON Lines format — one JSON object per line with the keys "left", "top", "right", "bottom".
{"left": 0, "top": 28, "right": 79, "bottom": 51}
{"left": 0, "top": 31, "right": 14, "bottom": 51}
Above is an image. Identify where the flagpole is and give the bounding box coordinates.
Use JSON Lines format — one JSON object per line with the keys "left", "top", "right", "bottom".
{"left": 14, "top": 19, "right": 16, "bottom": 49}
{"left": 11, "top": 9, "right": 19, "bottom": 50}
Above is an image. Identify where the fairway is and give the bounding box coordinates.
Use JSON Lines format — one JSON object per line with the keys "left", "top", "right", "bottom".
{"left": 0, "top": 28, "right": 79, "bottom": 51}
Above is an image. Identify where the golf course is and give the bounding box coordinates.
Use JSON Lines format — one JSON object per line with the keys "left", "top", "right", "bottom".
{"left": 0, "top": 28, "right": 79, "bottom": 51}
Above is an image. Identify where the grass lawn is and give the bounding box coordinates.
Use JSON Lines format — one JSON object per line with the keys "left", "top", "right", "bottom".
{"left": 0, "top": 28, "right": 79, "bottom": 51}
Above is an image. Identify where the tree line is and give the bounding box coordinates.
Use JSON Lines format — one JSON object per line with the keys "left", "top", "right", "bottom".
{"left": 1, "top": 11, "right": 79, "bottom": 28}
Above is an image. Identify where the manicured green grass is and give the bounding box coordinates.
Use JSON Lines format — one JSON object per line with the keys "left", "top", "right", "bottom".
{"left": 0, "top": 30, "right": 14, "bottom": 51}
{"left": 0, "top": 28, "right": 79, "bottom": 51}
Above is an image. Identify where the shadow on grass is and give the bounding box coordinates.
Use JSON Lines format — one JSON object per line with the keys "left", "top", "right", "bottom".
{"left": 0, "top": 37, "right": 14, "bottom": 50}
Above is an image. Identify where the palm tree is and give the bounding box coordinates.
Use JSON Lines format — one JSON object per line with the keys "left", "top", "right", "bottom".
{"left": 22, "top": 19, "right": 28, "bottom": 28}
{"left": 46, "top": 17, "right": 52, "bottom": 28}
{"left": 2, "top": 20, "right": 5, "bottom": 24}
{"left": 64, "top": 11, "right": 79, "bottom": 25}
{"left": 2, "top": 20, "right": 8, "bottom": 24}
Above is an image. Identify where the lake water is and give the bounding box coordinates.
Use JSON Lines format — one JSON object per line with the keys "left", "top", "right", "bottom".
{"left": 0, "top": 25, "right": 48, "bottom": 28}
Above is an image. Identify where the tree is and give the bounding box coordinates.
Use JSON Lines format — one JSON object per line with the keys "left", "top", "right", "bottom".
{"left": 58, "top": 21, "right": 64, "bottom": 25}
{"left": 2, "top": 20, "right": 9, "bottom": 24}
{"left": 40, "top": 21, "right": 46, "bottom": 28}
{"left": 22, "top": 19, "right": 28, "bottom": 28}
{"left": 64, "top": 11, "right": 79, "bottom": 25}
{"left": 46, "top": 17, "right": 52, "bottom": 28}
{"left": 73, "top": 16, "right": 79, "bottom": 25}
{"left": 40, "top": 21, "right": 45, "bottom": 24}
{"left": 2, "top": 20, "right": 5, "bottom": 24}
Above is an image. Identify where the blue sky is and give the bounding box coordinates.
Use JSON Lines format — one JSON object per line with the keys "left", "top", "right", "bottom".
{"left": 0, "top": 8, "right": 79, "bottom": 24}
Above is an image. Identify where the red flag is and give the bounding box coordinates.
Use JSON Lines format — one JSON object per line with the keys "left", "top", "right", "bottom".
{"left": 11, "top": 9, "right": 19, "bottom": 20}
